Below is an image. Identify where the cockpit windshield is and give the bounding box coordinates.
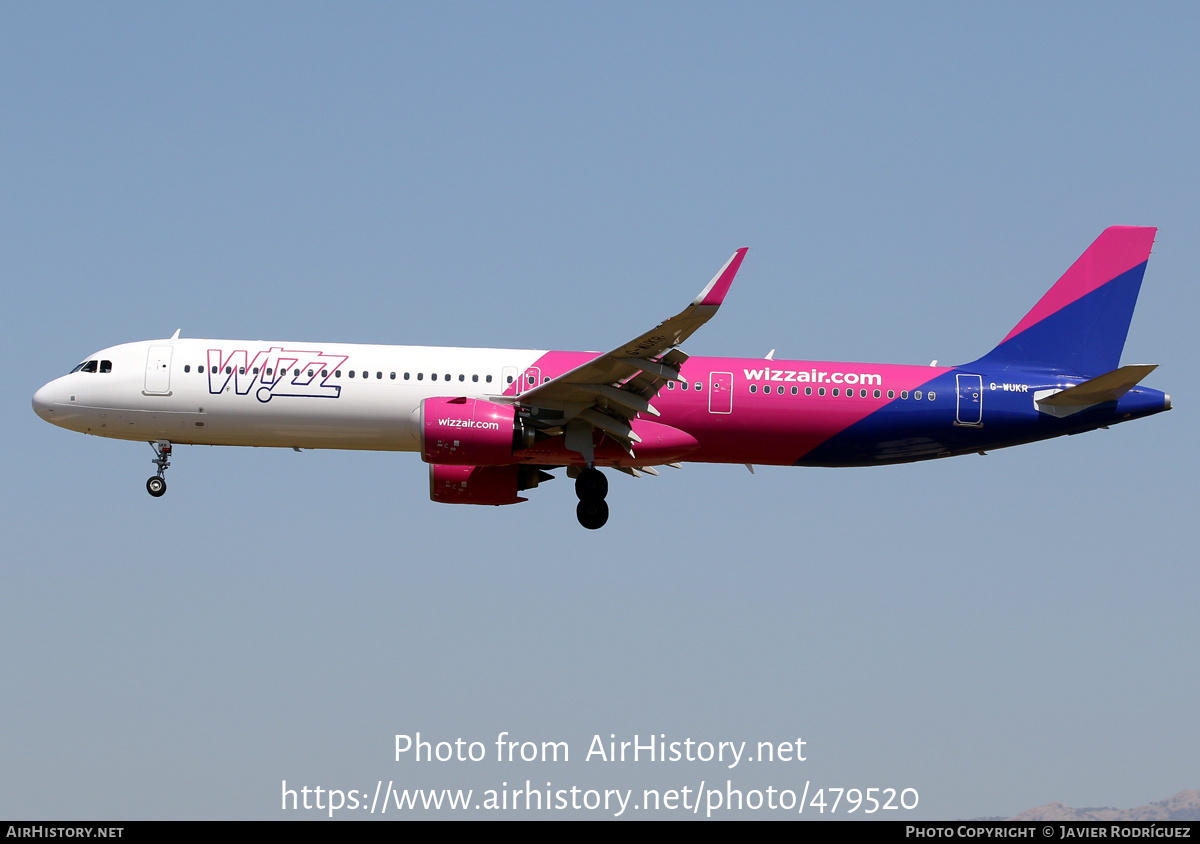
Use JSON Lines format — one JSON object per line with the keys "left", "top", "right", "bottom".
{"left": 70, "top": 360, "right": 112, "bottom": 374}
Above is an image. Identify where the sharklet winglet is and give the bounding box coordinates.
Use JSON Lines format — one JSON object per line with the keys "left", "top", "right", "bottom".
{"left": 692, "top": 247, "right": 748, "bottom": 308}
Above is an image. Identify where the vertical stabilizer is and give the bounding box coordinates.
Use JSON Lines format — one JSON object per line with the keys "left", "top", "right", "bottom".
{"left": 970, "top": 226, "right": 1156, "bottom": 375}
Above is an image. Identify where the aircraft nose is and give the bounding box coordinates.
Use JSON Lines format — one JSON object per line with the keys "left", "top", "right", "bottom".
{"left": 32, "top": 382, "right": 58, "bottom": 421}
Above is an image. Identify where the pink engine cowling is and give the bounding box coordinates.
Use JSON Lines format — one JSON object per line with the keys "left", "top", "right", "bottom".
{"left": 428, "top": 464, "right": 551, "bottom": 505}
{"left": 419, "top": 396, "right": 519, "bottom": 465}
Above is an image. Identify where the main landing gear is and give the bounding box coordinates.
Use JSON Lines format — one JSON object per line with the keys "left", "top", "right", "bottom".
{"left": 146, "top": 440, "right": 172, "bottom": 497}
{"left": 575, "top": 466, "right": 609, "bottom": 530}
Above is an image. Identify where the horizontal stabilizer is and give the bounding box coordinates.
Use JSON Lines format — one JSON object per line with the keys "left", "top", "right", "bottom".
{"left": 1035, "top": 364, "right": 1157, "bottom": 417}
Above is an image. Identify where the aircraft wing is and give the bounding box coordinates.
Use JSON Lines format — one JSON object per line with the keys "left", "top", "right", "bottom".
{"left": 508, "top": 248, "right": 748, "bottom": 457}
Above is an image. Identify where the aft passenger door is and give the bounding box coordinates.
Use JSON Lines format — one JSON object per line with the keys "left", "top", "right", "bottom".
{"left": 955, "top": 373, "right": 982, "bottom": 426}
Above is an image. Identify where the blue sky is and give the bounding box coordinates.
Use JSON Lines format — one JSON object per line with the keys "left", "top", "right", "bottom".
{"left": 3, "top": 2, "right": 1197, "bottom": 820}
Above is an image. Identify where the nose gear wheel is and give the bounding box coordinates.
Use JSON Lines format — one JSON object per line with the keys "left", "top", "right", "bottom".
{"left": 146, "top": 440, "right": 172, "bottom": 497}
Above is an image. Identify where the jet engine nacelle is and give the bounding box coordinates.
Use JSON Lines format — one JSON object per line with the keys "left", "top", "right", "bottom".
{"left": 429, "top": 464, "right": 553, "bottom": 506}
{"left": 419, "top": 396, "right": 526, "bottom": 465}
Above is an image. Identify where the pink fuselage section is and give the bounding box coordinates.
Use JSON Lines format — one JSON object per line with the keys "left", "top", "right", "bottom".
{"left": 508, "top": 352, "right": 950, "bottom": 468}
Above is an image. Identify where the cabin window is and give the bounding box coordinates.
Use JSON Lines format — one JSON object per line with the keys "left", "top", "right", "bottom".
{"left": 184, "top": 365, "right": 191, "bottom": 373}
{"left": 914, "top": 391, "right": 923, "bottom": 400}
{"left": 887, "top": 390, "right": 895, "bottom": 399}
{"left": 667, "top": 381, "right": 675, "bottom": 390}
{"left": 486, "top": 375, "right": 492, "bottom": 383}
{"left": 417, "top": 373, "right": 423, "bottom": 380}
{"left": 681, "top": 381, "right": 689, "bottom": 390}
{"left": 791, "top": 386, "right": 798, "bottom": 395}
{"left": 694, "top": 382, "right": 702, "bottom": 391}
{"left": 472, "top": 374, "right": 478, "bottom": 382}
{"left": 858, "top": 389, "right": 866, "bottom": 398}
{"left": 404, "top": 372, "right": 410, "bottom": 380}
{"left": 901, "top": 390, "right": 908, "bottom": 399}
{"left": 376, "top": 371, "right": 382, "bottom": 379}
{"left": 805, "top": 387, "right": 812, "bottom": 396}
{"left": 459, "top": 374, "right": 465, "bottom": 382}
{"left": 874, "top": 389, "right": 881, "bottom": 398}
{"left": 307, "top": 369, "right": 314, "bottom": 377}
{"left": 350, "top": 371, "right": 356, "bottom": 378}
{"left": 253, "top": 367, "right": 260, "bottom": 374}
{"left": 390, "top": 372, "right": 396, "bottom": 380}
{"left": 506, "top": 375, "right": 513, "bottom": 384}
{"left": 335, "top": 370, "right": 341, "bottom": 378}
{"left": 527, "top": 375, "right": 535, "bottom": 386}
{"left": 928, "top": 391, "right": 936, "bottom": 401}
{"left": 818, "top": 387, "right": 826, "bottom": 396}
{"left": 321, "top": 369, "right": 328, "bottom": 377}
{"left": 749, "top": 385, "right": 757, "bottom": 394}
{"left": 832, "top": 388, "right": 839, "bottom": 397}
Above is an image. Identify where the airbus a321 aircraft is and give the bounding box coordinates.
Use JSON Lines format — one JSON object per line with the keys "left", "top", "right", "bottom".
{"left": 33, "top": 226, "right": 1170, "bottom": 529}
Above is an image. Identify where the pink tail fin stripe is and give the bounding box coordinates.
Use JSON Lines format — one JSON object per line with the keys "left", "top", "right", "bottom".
{"left": 1001, "top": 226, "right": 1156, "bottom": 345}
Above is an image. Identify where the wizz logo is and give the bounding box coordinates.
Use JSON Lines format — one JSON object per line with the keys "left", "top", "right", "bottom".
{"left": 207, "top": 347, "right": 350, "bottom": 403}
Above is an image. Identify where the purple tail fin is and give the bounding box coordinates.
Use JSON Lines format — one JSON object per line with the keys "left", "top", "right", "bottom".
{"left": 970, "top": 226, "right": 1157, "bottom": 375}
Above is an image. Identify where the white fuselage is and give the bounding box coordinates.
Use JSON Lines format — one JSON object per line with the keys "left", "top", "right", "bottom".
{"left": 32, "top": 338, "right": 549, "bottom": 451}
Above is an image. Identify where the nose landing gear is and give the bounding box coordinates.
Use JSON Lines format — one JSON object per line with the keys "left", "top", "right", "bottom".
{"left": 146, "top": 440, "right": 172, "bottom": 497}
{"left": 575, "top": 466, "right": 609, "bottom": 529}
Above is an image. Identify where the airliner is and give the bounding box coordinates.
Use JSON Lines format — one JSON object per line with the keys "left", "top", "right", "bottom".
{"left": 32, "top": 226, "right": 1170, "bottom": 529}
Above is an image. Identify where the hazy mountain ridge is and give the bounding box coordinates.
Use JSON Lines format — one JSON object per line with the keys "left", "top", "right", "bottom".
{"left": 1008, "top": 789, "right": 1200, "bottom": 821}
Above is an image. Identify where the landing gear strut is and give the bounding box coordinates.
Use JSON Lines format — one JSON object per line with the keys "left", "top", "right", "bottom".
{"left": 146, "top": 440, "right": 172, "bottom": 497}
{"left": 575, "top": 466, "right": 608, "bottom": 529}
